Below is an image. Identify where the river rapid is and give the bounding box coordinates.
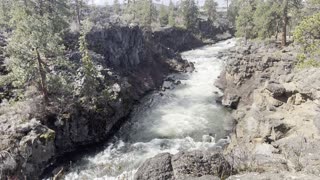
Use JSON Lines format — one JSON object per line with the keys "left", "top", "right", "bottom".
{"left": 64, "top": 39, "right": 236, "bottom": 180}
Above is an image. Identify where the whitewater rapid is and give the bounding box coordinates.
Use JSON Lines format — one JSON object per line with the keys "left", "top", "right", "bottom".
{"left": 64, "top": 39, "right": 236, "bottom": 180}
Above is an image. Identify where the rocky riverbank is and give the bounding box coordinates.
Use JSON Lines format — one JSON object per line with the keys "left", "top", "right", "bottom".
{"left": 217, "top": 40, "right": 320, "bottom": 179}
{"left": 0, "top": 23, "right": 231, "bottom": 179}
{"left": 135, "top": 40, "right": 320, "bottom": 179}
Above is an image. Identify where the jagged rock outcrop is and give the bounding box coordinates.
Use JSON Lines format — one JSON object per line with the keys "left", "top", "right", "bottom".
{"left": 217, "top": 40, "right": 320, "bottom": 178}
{"left": 153, "top": 28, "right": 204, "bottom": 53}
{"left": 135, "top": 150, "right": 231, "bottom": 180}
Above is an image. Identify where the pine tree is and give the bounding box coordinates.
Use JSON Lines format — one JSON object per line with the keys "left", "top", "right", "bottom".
{"left": 227, "top": 0, "right": 240, "bottom": 26}
{"left": 253, "top": 0, "right": 282, "bottom": 40}
{"left": 225, "top": 0, "right": 229, "bottom": 12}
{"left": 159, "top": 4, "right": 169, "bottom": 26}
{"left": 0, "top": 0, "right": 12, "bottom": 31}
{"left": 5, "top": 0, "right": 69, "bottom": 104}
{"left": 293, "top": 12, "right": 320, "bottom": 67}
{"left": 278, "top": 0, "right": 303, "bottom": 46}
{"left": 142, "top": 0, "right": 152, "bottom": 27}
{"left": 75, "top": 0, "right": 83, "bottom": 27}
{"left": 138, "top": 0, "right": 157, "bottom": 27}
{"left": 235, "top": 0, "right": 256, "bottom": 42}
{"left": 181, "top": 0, "right": 199, "bottom": 29}
{"left": 114, "top": 0, "right": 121, "bottom": 15}
{"left": 168, "top": 0, "right": 175, "bottom": 26}
{"left": 204, "top": 0, "right": 218, "bottom": 21}
{"left": 79, "top": 19, "right": 99, "bottom": 99}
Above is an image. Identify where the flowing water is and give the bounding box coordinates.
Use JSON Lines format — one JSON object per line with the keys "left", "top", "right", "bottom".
{"left": 64, "top": 39, "right": 236, "bottom": 180}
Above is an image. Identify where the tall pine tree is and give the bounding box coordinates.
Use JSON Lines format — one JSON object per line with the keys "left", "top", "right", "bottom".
{"left": 159, "top": 4, "right": 169, "bottom": 26}
{"left": 204, "top": 0, "right": 218, "bottom": 21}
{"left": 181, "top": 0, "right": 199, "bottom": 30}
{"left": 235, "top": 0, "right": 256, "bottom": 42}
{"left": 168, "top": 0, "right": 176, "bottom": 26}
{"left": 5, "top": 0, "right": 69, "bottom": 104}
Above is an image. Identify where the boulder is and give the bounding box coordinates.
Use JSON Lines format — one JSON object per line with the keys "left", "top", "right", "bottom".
{"left": 172, "top": 150, "right": 231, "bottom": 179}
{"left": 134, "top": 153, "right": 174, "bottom": 180}
{"left": 265, "top": 83, "right": 286, "bottom": 97}
{"left": 222, "top": 94, "right": 240, "bottom": 109}
{"left": 135, "top": 150, "right": 231, "bottom": 180}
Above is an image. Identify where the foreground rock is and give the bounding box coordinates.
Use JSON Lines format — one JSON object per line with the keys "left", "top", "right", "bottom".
{"left": 217, "top": 40, "right": 320, "bottom": 178}
{"left": 227, "top": 172, "right": 320, "bottom": 180}
{"left": 135, "top": 150, "right": 232, "bottom": 180}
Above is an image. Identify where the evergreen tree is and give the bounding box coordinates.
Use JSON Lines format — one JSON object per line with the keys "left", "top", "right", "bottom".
{"left": 235, "top": 0, "right": 256, "bottom": 42}
{"left": 141, "top": 0, "right": 152, "bottom": 27}
{"left": 0, "top": 0, "right": 12, "bottom": 31}
{"left": 294, "top": 12, "right": 320, "bottom": 67}
{"left": 181, "top": 0, "right": 199, "bottom": 29}
{"left": 159, "top": 4, "right": 169, "bottom": 26}
{"left": 79, "top": 19, "right": 99, "bottom": 99}
{"left": 227, "top": 0, "right": 240, "bottom": 26}
{"left": 278, "top": 0, "right": 303, "bottom": 46}
{"left": 5, "top": 0, "right": 69, "bottom": 104}
{"left": 305, "top": 0, "right": 320, "bottom": 14}
{"left": 75, "top": 0, "right": 82, "bottom": 25}
{"left": 168, "top": 0, "right": 176, "bottom": 26}
{"left": 253, "top": 0, "right": 282, "bottom": 40}
{"left": 204, "top": 0, "right": 218, "bottom": 21}
{"left": 138, "top": 0, "right": 157, "bottom": 27}
{"left": 114, "top": 0, "right": 121, "bottom": 15}
{"left": 225, "top": 0, "right": 229, "bottom": 12}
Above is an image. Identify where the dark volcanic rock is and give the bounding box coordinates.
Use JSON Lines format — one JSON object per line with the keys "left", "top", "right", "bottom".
{"left": 86, "top": 26, "right": 144, "bottom": 69}
{"left": 153, "top": 28, "right": 204, "bottom": 53}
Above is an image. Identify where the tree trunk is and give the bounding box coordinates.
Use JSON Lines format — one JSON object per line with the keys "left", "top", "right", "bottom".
{"left": 226, "top": 0, "right": 229, "bottom": 12}
{"left": 282, "top": 0, "right": 288, "bottom": 47}
{"left": 23, "top": 0, "right": 28, "bottom": 9}
{"left": 36, "top": 48, "right": 49, "bottom": 104}
{"left": 276, "top": 21, "right": 279, "bottom": 42}
{"left": 75, "top": 0, "right": 81, "bottom": 27}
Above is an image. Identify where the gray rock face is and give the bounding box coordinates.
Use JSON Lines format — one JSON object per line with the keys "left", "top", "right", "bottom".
{"left": 135, "top": 150, "right": 231, "bottom": 180}
{"left": 265, "top": 82, "right": 286, "bottom": 97}
{"left": 135, "top": 153, "right": 174, "bottom": 180}
{"left": 227, "top": 172, "right": 320, "bottom": 180}
{"left": 172, "top": 151, "right": 231, "bottom": 179}
{"left": 0, "top": 118, "right": 55, "bottom": 179}
{"left": 217, "top": 40, "right": 320, "bottom": 178}
{"left": 222, "top": 94, "right": 240, "bottom": 109}
{"left": 86, "top": 26, "right": 144, "bottom": 69}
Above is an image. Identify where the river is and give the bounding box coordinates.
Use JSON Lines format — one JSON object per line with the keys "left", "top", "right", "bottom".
{"left": 64, "top": 39, "right": 236, "bottom": 180}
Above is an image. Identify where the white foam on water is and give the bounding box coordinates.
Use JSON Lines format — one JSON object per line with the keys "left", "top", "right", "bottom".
{"left": 64, "top": 39, "right": 236, "bottom": 180}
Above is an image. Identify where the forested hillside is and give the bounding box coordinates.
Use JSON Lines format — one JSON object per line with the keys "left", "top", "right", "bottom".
{"left": 229, "top": 0, "right": 320, "bottom": 67}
